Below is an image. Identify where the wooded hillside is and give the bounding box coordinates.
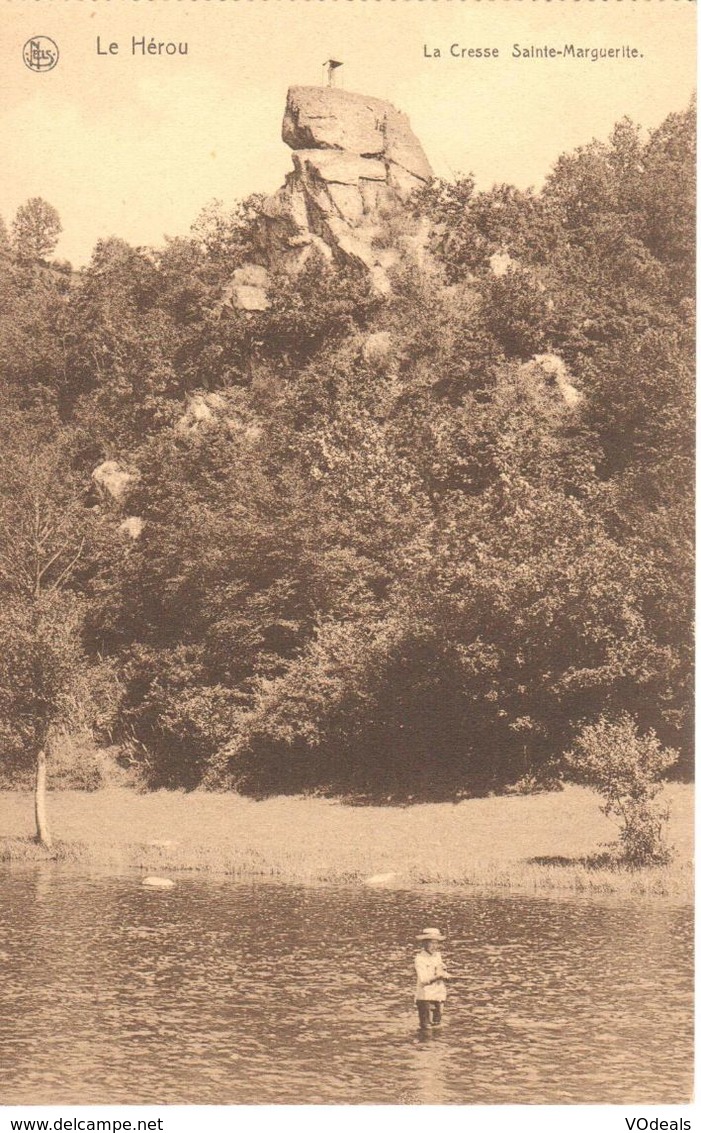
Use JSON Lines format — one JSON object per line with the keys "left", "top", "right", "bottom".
{"left": 0, "top": 102, "right": 693, "bottom": 798}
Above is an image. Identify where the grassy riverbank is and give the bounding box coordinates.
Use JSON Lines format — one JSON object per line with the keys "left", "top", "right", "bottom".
{"left": 0, "top": 783, "right": 692, "bottom": 900}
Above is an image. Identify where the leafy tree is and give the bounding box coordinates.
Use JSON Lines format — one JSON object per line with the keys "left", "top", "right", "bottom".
{"left": 11, "top": 198, "right": 62, "bottom": 262}
{"left": 413, "top": 178, "right": 556, "bottom": 282}
{"left": 0, "top": 215, "right": 10, "bottom": 259}
{"left": 257, "top": 255, "right": 382, "bottom": 366}
{"left": 0, "top": 407, "right": 94, "bottom": 844}
{"left": 639, "top": 99, "right": 696, "bottom": 299}
{"left": 84, "top": 408, "right": 323, "bottom": 786}
{"left": 0, "top": 254, "right": 75, "bottom": 412}
{"left": 191, "top": 195, "right": 265, "bottom": 271}
{"left": 68, "top": 239, "right": 186, "bottom": 445}
{"left": 479, "top": 267, "right": 551, "bottom": 359}
{"left": 564, "top": 713, "right": 677, "bottom": 865}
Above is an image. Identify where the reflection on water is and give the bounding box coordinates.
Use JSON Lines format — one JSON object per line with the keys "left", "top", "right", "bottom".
{"left": 0, "top": 868, "right": 693, "bottom": 1104}
{"left": 409, "top": 1031, "right": 451, "bottom": 1104}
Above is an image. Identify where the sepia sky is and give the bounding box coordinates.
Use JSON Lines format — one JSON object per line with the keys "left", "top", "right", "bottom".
{"left": 0, "top": 1, "right": 695, "bottom": 266}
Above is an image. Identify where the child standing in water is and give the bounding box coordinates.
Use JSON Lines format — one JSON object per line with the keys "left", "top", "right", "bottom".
{"left": 414, "top": 927, "right": 449, "bottom": 1029}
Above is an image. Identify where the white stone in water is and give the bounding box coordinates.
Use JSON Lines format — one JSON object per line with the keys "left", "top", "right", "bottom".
{"left": 142, "top": 876, "right": 175, "bottom": 889}
{"left": 364, "top": 871, "right": 398, "bottom": 886}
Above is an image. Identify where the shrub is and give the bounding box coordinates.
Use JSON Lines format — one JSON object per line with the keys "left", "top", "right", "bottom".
{"left": 564, "top": 712, "right": 677, "bottom": 866}
{"left": 47, "top": 734, "right": 108, "bottom": 791}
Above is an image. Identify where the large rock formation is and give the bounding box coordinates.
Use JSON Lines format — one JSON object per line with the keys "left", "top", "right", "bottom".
{"left": 233, "top": 86, "right": 433, "bottom": 304}
{"left": 517, "top": 354, "right": 583, "bottom": 410}
{"left": 92, "top": 460, "right": 133, "bottom": 503}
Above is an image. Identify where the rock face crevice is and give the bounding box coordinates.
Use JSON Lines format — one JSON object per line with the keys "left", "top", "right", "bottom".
{"left": 228, "top": 85, "right": 433, "bottom": 308}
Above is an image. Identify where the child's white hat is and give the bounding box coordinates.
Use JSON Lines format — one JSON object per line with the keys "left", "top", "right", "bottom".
{"left": 416, "top": 927, "right": 445, "bottom": 941}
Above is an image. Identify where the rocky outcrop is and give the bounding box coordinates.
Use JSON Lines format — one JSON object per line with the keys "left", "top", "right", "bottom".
{"left": 176, "top": 391, "right": 263, "bottom": 443}
{"left": 175, "top": 392, "right": 228, "bottom": 435}
{"left": 93, "top": 461, "right": 143, "bottom": 540}
{"left": 229, "top": 86, "right": 433, "bottom": 305}
{"left": 92, "top": 460, "right": 133, "bottom": 503}
{"left": 282, "top": 87, "right": 432, "bottom": 184}
{"left": 118, "top": 516, "right": 144, "bottom": 540}
{"left": 489, "top": 250, "right": 516, "bottom": 278}
{"left": 518, "top": 354, "right": 583, "bottom": 410}
{"left": 361, "top": 330, "right": 394, "bottom": 372}
{"left": 221, "top": 265, "right": 270, "bottom": 313}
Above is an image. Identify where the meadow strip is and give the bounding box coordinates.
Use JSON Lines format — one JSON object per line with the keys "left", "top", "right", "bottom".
{"left": 0, "top": 783, "right": 692, "bottom": 900}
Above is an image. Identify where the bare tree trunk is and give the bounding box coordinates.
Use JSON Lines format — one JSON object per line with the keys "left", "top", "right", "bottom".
{"left": 34, "top": 748, "right": 52, "bottom": 849}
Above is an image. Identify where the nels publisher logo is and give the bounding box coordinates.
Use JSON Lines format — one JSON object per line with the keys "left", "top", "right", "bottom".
{"left": 23, "top": 36, "right": 59, "bottom": 73}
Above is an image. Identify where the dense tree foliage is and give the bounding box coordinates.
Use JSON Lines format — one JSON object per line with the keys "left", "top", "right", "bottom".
{"left": 11, "top": 197, "right": 62, "bottom": 263}
{"left": 0, "top": 100, "right": 694, "bottom": 797}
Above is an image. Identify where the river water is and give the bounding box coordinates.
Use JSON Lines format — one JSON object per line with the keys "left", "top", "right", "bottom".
{"left": 0, "top": 869, "right": 692, "bottom": 1105}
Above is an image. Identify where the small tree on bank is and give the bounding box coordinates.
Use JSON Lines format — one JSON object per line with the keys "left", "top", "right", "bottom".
{"left": 564, "top": 712, "right": 677, "bottom": 866}
{"left": 0, "top": 409, "right": 92, "bottom": 848}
